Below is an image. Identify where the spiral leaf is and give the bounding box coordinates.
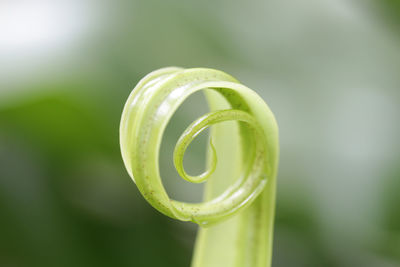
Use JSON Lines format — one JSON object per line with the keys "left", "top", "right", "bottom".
{"left": 120, "top": 67, "right": 279, "bottom": 266}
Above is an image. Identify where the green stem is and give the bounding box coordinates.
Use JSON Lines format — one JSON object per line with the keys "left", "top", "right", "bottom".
{"left": 120, "top": 67, "right": 279, "bottom": 267}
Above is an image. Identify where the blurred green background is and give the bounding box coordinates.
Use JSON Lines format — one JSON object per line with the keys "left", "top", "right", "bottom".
{"left": 1, "top": 0, "right": 399, "bottom": 266}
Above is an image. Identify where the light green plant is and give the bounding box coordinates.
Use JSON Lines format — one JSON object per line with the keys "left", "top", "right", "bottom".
{"left": 120, "top": 67, "right": 279, "bottom": 267}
